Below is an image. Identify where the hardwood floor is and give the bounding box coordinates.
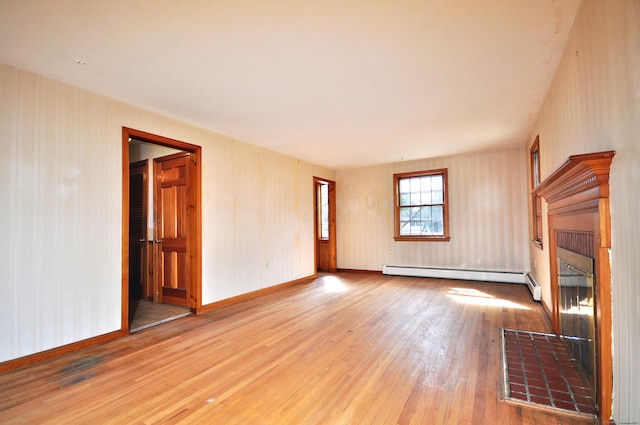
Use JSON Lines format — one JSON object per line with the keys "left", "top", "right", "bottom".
{"left": 0, "top": 272, "right": 596, "bottom": 424}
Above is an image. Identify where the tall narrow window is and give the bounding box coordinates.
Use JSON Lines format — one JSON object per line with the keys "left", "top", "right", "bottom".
{"left": 394, "top": 168, "right": 450, "bottom": 241}
{"left": 318, "top": 182, "right": 329, "bottom": 240}
{"left": 531, "top": 136, "right": 541, "bottom": 188}
{"left": 530, "top": 136, "right": 543, "bottom": 248}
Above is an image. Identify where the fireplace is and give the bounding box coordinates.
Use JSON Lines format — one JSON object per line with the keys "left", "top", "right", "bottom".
{"left": 533, "top": 150, "right": 614, "bottom": 419}
{"left": 557, "top": 245, "right": 596, "bottom": 394}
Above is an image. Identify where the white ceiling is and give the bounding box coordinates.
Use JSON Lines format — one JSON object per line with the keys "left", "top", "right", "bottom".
{"left": 0, "top": 0, "right": 581, "bottom": 169}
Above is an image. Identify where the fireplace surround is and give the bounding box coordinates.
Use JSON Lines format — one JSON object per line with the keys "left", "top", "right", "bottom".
{"left": 533, "top": 150, "right": 614, "bottom": 421}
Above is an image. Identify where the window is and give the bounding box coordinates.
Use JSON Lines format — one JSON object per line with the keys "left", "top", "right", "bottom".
{"left": 318, "top": 182, "right": 329, "bottom": 239}
{"left": 394, "top": 168, "right": 450, "bottom": 241}
{"left": 530, "top": 136, "right": 543, "bottom": 248}
{"left": 530, "top": 136, "right": 541, "bottom": 188}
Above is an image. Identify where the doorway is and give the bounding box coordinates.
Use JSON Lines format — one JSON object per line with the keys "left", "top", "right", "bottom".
{"left": 314, "top": 177, "right": 336, "bottom": 272}
{"left": 122, "top": 128, "right": 202, "bottom": 332}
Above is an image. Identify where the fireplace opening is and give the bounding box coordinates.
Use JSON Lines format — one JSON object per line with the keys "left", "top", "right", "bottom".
{"left": 557, "top": 246, "right": 597, "bottom": 401}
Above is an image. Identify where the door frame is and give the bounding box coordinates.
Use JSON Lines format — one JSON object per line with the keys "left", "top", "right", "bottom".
{"left": 313, "top": 177, "right": 337, "bottom": 272}
{"left": 122, "top": 127, "right": 202, "bottom": 332}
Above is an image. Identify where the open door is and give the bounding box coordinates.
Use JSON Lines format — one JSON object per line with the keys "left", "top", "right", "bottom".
{"left": 154, "top": 152, "right": 192, "bottom": 307}
{"left": 314, "top": 178, "right": 336, "bottom": 272}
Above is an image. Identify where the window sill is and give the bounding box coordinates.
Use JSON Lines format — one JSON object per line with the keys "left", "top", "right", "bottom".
{"left": 394, "top": 236, "right": 451, "bottom": 242}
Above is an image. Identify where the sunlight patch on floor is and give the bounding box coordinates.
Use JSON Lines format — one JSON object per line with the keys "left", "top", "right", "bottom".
{"left": 321, "top": 275, "right": 348, "bottom": 293}
{"left": 446, "top": 287, "right": 531, "bottom": 310}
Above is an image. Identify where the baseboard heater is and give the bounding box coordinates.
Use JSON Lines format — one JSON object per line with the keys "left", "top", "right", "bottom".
{"left": 382, "top": 265, "right": 541, "bottom": 302}
{"left": 525, "top": 272, "right": 542, "bottom": 301}
{"left": 382, "top": 265, "right": 527, "bottom": 285}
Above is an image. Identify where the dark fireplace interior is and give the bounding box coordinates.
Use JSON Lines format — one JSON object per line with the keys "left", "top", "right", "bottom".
{"left": 557, "top": 232, "right": 597, "bottom": 400}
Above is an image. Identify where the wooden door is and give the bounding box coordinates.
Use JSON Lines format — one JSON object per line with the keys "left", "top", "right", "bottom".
{"left": 314, "top": 178, "right": 336, "bottom": 272}
{"left": 129, "top": 160, "right": 148, "bottom": 317}
{"left": 154, "top": 152, "right": 191, "bottom": 307}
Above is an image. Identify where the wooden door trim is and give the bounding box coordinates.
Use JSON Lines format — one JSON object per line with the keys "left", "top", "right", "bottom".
{"left": 534, "top": 150, "right": 614, "bottom": 421}
{"left": 122, "top": 128, "right": 202, "bottom": 332}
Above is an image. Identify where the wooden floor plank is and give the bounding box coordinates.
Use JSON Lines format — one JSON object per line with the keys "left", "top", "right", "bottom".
{"left": 0, "top": 272, "right": 596, "bottom": 424}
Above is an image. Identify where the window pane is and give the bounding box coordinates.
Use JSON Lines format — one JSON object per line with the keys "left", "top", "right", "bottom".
{"left": 320, "top": 184, "right": 329, "bottom": 239}
{"left": 410, "top": 192, "right": 421, "bottom": 205}
{"left": 421, "top": 191, "right": 431, "bottom": 205}
{"left": 400, "top": 221, "right": 411, "bottom": 236}
{"left": 410, "top": 177, "right": 421, "bottom": 192}
{"left": 431, "top": 190, "right": 443, "bottom": 204}
{"left": 410, "top": 207, "right": 420, "bottom": 220}
{"left": 431, "top": 174, "right": 443, "bottom": 189}
{"left": 410, "top": 221, "right": 423, "bottom": 235}
{"left": 422, "top": 221, "right": 432, "bottom": 235}
{"left": 400, "top": 193, "right": 410, "bottom": 206}
{"left": 432, "top": 205, "right": 443, "bottom": 220}
{"left": 400, "top": 207, "right": 411, "bottom": 221}
{"left": 399, "top": 178, "right": 410, "bottom": 194}
{"left": 533, "top": 152, "right": 540, "bottom": 186}
{"left": 421, "top": 206, "right": 431, "bottom": 221}
{"left": 431, "top": 220, "right": 444, "bottom": 235}
{"left": 420, "top": 176, "right": 432, "bottom": 191}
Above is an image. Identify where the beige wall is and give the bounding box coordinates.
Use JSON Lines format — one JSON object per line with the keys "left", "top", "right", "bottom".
{"left": 336, "top": 148, "right": 529, "bottom": 273}
{"left": 0, "top": 64, "right": 334, "bottom": 362}
{"left": 527, "top": 1, "right": 640, "bottom": 421}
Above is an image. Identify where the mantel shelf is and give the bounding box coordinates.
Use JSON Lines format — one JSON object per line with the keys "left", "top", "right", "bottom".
{"left": 533, "top": 150, "right": 615, "bottom": 205}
